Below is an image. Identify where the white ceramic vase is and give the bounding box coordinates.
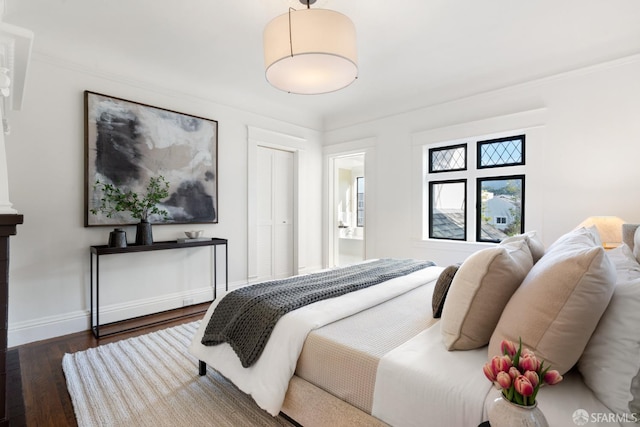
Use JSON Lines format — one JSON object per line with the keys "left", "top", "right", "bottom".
{"left": 488, "top": 395, "right": 549, "bottom": 427}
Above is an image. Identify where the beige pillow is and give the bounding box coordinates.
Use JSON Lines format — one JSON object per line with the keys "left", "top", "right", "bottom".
{"left": 441, "top": 240, "right": 533, "bottom": 350}
{"left": 501, "top": 231, "right": 545, "bottom": 263}
{"left": 488, "top": 229, "right": 616, "bottom": 374}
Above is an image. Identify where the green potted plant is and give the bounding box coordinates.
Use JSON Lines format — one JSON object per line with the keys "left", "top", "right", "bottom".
{"left": 90, "top": 175, "right": 170, "bottom": 245}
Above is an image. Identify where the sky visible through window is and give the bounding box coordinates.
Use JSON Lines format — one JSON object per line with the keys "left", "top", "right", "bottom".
{"left": 478, "top": 136, "right": 524, "bottom": 168}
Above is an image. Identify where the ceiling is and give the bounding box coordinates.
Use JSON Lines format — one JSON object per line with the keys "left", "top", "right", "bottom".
{"left": 4, "top": 0, "right": 640, "bottom": 130}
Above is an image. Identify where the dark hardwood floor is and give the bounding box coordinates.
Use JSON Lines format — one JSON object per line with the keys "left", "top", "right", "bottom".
{"left": 9, "top": 303, "right": 210, "bottom": 426}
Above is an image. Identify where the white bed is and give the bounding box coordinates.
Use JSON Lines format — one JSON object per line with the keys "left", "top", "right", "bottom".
{"left": 189, "top": 262, "right": 442, "bottom": 417}
{"left": 189, "top": 225, "right": 640, "bottom": 427}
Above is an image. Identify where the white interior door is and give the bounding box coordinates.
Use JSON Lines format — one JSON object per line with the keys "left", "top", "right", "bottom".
{"left": 256, "top": 146, "right": 294, "bottom": 280}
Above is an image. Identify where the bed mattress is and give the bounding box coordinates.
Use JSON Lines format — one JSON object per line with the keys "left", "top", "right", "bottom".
{"left": 293, "top": 271, "right": 620, "bottom": 427}
{"left": 295, "top": 280, "right": 439, "bottom": 413}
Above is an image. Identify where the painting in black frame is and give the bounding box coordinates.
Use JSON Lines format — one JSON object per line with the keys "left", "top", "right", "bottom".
{"left": 84, "top": 91, "right": 218, "bottom": 226}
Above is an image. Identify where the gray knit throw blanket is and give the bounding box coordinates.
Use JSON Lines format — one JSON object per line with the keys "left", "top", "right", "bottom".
{"left": 201, "top": 258, "right": 435, "bottom": 367}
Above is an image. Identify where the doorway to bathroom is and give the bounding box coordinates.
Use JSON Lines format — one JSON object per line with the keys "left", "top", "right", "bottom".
{"left": 333, "top": 153, "right": 365, "bottom": 265}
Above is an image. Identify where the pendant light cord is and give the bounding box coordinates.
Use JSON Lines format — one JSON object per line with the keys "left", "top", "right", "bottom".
{"left": 288, "top": 7, "right": 295, "bottom": 58}
{"left": 288, "top": 1, "right": 312, "bottom": 58}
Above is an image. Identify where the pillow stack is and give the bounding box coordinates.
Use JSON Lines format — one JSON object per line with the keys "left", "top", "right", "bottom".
{"left": 436, "top": 224, "right": 638, "bottom": 416}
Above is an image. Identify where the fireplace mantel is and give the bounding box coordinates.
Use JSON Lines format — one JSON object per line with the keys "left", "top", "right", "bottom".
{"left": 0, "top": 213, "right": 22, "bottom": 426}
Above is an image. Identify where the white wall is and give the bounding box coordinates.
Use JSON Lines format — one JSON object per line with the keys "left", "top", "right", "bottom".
{"left": 324, "top": 55, "right": 640, "bottom": 266}
{"left": 8, "top": 52, "right": 640, "bottom": 347}
{"left": 6, "top": 55, "right": 324, "bottom": 346}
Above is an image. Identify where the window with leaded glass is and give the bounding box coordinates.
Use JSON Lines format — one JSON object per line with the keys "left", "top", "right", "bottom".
{"left": 429, "top": 180, "right": 466, "bottom": 240}
{"left": 429, "top": 144, "right": 467, "bottom": 173}
{"left": 477, "top": 135, "right": 525, "bottom": 169}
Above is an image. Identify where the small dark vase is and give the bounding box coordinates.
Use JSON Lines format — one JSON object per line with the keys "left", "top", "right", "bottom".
{"left": 135, "top": 220, "right": 153, "bottom": 245}
{"left": 108, "top": 228, "right": 127, "bottom": 248}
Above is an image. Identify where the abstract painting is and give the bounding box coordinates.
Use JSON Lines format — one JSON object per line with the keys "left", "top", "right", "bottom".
{"left": 85, "top": 91, "right": 218, "bottom": 226}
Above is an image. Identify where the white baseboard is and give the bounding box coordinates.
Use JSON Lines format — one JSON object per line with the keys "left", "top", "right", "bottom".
{"left": 8, "top": 309, "right": 90, "bottom": 348}
{"left": 8, "top": 282, "right": 244, "bottom": 347}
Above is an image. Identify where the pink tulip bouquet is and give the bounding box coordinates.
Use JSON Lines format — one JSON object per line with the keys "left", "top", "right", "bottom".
{"left": 483, "top": 338, "right": 563, "bottom": 406}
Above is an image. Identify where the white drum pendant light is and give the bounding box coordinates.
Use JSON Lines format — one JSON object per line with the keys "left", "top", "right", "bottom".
{"left": 264, "top": 0, "right": 358, "bottom": 94}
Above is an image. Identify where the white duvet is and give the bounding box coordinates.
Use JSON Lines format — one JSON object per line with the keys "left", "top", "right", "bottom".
{"left": 372, "top": 322, "right": 491, "bottom": 426}
{"left": 188, "top": 264, "right": 443, "bottom": 416}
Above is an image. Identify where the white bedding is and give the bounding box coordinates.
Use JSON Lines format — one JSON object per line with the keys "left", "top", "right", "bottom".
{"left": 372, "top": 322, "right": 623, "bottom": 427}
{"left": 372, "top": 322, "right": 491, "bottom": 427}
{"left": 188, "top": 264, "right": 443, "bottom": 416}
{"left": 189, "top": 260, "right": 621, "bottom": 426}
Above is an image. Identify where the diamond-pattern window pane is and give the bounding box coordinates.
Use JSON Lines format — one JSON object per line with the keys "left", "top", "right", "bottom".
{"left": 478, "top": 135, "right": 525, "bottom": 168}
{"left": 429, "top": 144, "right": 466, "bottom": 173}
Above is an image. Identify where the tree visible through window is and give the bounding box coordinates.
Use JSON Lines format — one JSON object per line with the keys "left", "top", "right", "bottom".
{"left": 477, "top": 176, "right": 524, "bottom": 243}
{"left": 426, "top": 134, "right": 526, "bottom": 242}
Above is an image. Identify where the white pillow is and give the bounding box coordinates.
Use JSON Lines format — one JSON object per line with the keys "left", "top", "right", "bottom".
{"left": 500, "top": 230, "right": 545, "bottom": 263}
{"left": 631, "top": 373, "right": 640, "bottom": 415}
{"left": 607, "top": 244, "right": 640, "bottom": 283}
{"left": 634, "top": 226, "right": 640, "bottom": 264}
{"left": 586, "top": 225, "right": 603, "bottom": 247}
{"left": 578, "top": 277, "right": 640, "bottom": 415}
{"left": 547, "top": 226, "right": 597, "bottom": 251}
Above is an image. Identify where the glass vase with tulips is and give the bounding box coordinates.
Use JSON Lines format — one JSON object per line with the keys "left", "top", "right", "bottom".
{"left": 483, "top": 338, "right": 563, "bottom": 406}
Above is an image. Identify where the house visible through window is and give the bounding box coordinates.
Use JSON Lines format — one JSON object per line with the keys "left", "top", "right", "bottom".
{"left": 425, "top": 134, "right": 525, "bottom": 243}
{"left": 477, "top": 175, "right": 524, "bottom": 242}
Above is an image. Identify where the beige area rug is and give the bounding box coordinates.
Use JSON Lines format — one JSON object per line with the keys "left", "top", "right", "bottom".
{"left": 62, "top": 321, "right": 296, "bottom": 427}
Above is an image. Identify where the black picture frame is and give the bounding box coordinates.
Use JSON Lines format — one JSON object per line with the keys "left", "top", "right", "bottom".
{"left": 84, "top": 91, "right": 218, "bottom": 226}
